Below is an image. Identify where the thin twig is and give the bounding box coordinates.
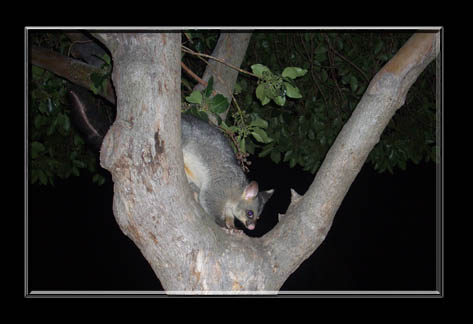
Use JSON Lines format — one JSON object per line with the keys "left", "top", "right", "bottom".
{"left": 326, "top": 41, "right": 369, "bottom": 83}
{"left": 181, "top": 45, "right": 259, "bottom": 79}
{"left": 181, "top": 61, "right": 207, "bottom": 88}
{"left": 324, "top": 36, "right": 344, "bottom": 107}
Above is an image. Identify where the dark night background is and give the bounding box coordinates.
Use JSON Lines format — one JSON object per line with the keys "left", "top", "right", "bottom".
{"left": 27, "top": 149, "right": 439, "bottom": 293}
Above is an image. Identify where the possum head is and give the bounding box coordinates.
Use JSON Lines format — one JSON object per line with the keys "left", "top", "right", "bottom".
{"left": 233, "top": 181, "right": 274, "bottom": 230}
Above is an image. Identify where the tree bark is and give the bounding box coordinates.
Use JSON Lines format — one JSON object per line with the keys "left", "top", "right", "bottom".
{"left": 95, "top": 32, "right": 439, "bottom": 293}
{"left": 260, "top": 32, "right": 440, "bottom": 288}
{"left": 192, "top": 32, "right": 252, "bottom": 121}
{"left": 95, "top": 33, "right": 271, "bottom": 293}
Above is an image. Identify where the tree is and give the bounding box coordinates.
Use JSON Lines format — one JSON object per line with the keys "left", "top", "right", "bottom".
{"left": 28, "top": 30, "right": 439, "bottom": 293}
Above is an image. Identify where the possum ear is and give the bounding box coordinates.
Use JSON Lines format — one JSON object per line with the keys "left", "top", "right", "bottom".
{"left": 260, "top": 189, "right": 274, "bottom": 203}
{"left": 242, "top": 181, "right": 259, "bottom": 201}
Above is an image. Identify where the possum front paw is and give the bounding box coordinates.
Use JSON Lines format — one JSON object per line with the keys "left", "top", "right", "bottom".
{"left": 223, "top": 227, "right": 244, "bottom": 235}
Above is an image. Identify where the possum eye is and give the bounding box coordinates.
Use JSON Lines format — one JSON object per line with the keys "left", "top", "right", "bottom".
{"left": 246, "top": 210, "right": 254, "bottom": 219}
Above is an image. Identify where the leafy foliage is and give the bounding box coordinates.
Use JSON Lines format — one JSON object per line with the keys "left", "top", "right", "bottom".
{"left": 90, "top": 53, "right": 112, "bottom": 95}
{"left": 29, "top": 31, "right": 437, "bottom": 187}
{"left": 29, "top": 33, "right": 107, "bottom": 186}
{"left": 185, "top": 77, "right": 230, "bottom": 118}
{"left": 233, "top": 32, "right": 437, "bottom": 174}
{"left": 252, "top": 64, "right": 307, "bottom": 106}
{"left": 29, "top": 65, "right": 105, "bottom": 185}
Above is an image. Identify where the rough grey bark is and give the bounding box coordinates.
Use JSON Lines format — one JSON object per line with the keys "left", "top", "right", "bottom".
{"left": 96, "top": 32, "right": 439, "bottom": 293}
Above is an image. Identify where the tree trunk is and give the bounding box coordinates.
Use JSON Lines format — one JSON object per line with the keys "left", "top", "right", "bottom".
{"left": 95, "top": 32, "right": 439, "bottom": 293}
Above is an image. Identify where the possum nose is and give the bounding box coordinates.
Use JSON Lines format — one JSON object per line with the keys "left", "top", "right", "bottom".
{"left": 247, "top": 223, "right": 255, "bottom": 230}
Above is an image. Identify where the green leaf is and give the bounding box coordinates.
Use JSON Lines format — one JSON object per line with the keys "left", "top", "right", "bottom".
{"left": 239, "top": 136, "right": 246, "bottom": 153}
{"left": 250, "top": 115, "right": 268, "bottom": 128}
{"left": 284, "top": 82, "right": 302, "bottom": 99}
{"left": 289, "top": 157, "right": 297, "bottom": 168}
{"left": 92, "top": 173, "right": 106, "bottom": 186}
{"left": 209, "top": 94, "right": 229, "bottom": 114}
{"left": 270, "top": 150, "right": 281, "bottom": 164}
{"left": 185, "top": 91, "right": 203, "bottom": 105}
{"left": 282, "top": 67, "right": 308, "bottom": 79}
{"left": 349, "top": 76, "right": 358, "bottom": 92}
{"left": 251, "top": 64, "right": 271, "bottom": 78}
{"left": 32, "top": 65, "right": 44, "bottom": 78}
{"left": 283, "top": 150, "right": 293, "bottom": 162}
{"left": 102, "top": 53, "right": 111, "bottom": 65}
{"left": 251, "top": 128, "right": 272, "bottom": 143}
{"left": 197, "top": 110, "right": 209, "bottom": 122}
{"left": 258, "top": 143, "right": 274, "bottom": 157}
{"left": 31, "top": 141, "right": 45, "bottom": 159}
{"left": 255, "top": 84, "right": 266, "bottom": 101}
{"left": 90, "top": 72, "right": 105, "bottom": 94}
{"left": 256, "top": 84, "right": 271, "bottom": 106}
{"left": 246, "top": 138, "right": 255, "bottom": 154}
{"left": 219, "top": 121, "right": 229, "bottom": 131}
{"left": 204, "top": 76, "right": 214, "bottom": 98}
{"left": 93, "top": 173, "right": 100, "bottom": 183}
{"left": 90, "top": 82, "right": 98, "bottom": 95}
{"left": 273, "top": 95, "right": 286, "bottom": 106}
{"left": 251, "top": 130, "right": 263, "bottom": 143}
{"left": 234, "top": 82, "right": 242, "bottom": 95}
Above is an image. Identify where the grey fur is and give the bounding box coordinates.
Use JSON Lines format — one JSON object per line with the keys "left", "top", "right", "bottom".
{"left": 181, "top": 114, "right": 273, "bottom": 230}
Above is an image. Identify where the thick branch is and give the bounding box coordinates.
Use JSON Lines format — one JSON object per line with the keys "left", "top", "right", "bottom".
{"left": 96, "top": 33, "right": 282, "bottom": 293}
{"left": 97, "top": 33, "right": 199, "bottom": 290}
{"left": 96, "top": 33, "right": 265, "bottom": 293}
{"left": 85, "top": 31, "right": 438, "bottom": 293}
{"left": 192, "top": 33, "right": 252, "bottom": 121}
{"left": 31, "top": 46, "right": 115, "bottom": 104}
{"left": 261, "top": 32, "right": 439, "bottom": 289}
{"left": 65, "top": 32, "right": 108, "bottom": 68}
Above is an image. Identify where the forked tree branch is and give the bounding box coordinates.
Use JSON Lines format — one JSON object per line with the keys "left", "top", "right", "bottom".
{"left": 260, "top": 32, "right": 439, "bottom": 289}
{"left": 41, "top": 31, "right": 439, "bottom": 293}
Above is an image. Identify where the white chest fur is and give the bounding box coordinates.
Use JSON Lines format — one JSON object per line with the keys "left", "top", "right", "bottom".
{"left": 183, "top": 150, "right": 209, "bottom": 189}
